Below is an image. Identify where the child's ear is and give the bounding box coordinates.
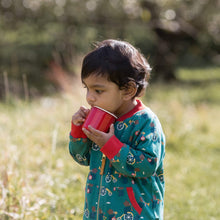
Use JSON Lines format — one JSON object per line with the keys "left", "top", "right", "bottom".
{"left": 122, "top": 81, "right": 137, "bottom": 100}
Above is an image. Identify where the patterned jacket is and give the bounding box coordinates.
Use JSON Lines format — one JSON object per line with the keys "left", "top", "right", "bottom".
{"left": 69, "top": 100, "right": 165, "bottom": 220}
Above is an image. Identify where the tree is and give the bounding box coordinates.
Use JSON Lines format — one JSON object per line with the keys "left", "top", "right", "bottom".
{"left": 0, "top": 0, "right": 219, "bottom": 97}
{"left": 140, "top": 0, "right": 219, "bottom": 80}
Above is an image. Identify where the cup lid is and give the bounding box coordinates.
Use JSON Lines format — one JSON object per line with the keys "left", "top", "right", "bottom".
{"left": 93, "top": 106, "right": 117, "bottom": 119}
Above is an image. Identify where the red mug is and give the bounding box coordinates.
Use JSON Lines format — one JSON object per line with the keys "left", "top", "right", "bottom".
{"left": 82, "top": 106, "right": 117, "bottom": 132}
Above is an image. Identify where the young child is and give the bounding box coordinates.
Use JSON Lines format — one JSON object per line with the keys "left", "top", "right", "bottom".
{"left": 69, "top": 39, "right": 165, "bottom": 220}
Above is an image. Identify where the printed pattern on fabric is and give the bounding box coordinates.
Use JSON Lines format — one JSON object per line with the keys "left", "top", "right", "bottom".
{"left": 69, "top": 100, "right": 165, "bottom": 220}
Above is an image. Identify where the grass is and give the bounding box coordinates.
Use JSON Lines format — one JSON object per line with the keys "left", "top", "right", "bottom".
{"left": 0, "top": 67, "right": 220, "bottom": 219}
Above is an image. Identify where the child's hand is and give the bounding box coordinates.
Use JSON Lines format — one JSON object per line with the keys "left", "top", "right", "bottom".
{"left": 82, "top": 124, "right": 115, "bottom": 147}
{"left": 72, "top": 106, "right": 90, "bottom": 126}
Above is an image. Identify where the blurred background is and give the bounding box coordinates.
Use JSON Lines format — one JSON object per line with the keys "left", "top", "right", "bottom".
{"left": 0, "top": 0, "right": 220, "bottom": 219}
{"left": 0, "top": 0, "right": 219, "bottom": 97}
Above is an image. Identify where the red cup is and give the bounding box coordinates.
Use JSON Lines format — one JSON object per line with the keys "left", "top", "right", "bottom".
{"left": 82, "top": 106, "right": 117, "bottom": 132}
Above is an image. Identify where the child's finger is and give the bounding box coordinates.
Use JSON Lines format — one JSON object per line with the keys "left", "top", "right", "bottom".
{"left": 72, "top": 115, "right": 85, "bottom": 125}
{"left": 80, "top": 106, "right": 90, "bottom": 115}
{"left": 88, "top": 126, "right": 104, "bottom": 136}
{"left": 82, "top": 128, "right": 94, "bottom": 140}
{"left": 109, "top": 124, "right": 115, "bottom": 135}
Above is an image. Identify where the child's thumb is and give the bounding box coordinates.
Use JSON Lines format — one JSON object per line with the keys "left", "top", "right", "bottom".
{"left": 109, "top": 124, "right": 115, "bottom": 135}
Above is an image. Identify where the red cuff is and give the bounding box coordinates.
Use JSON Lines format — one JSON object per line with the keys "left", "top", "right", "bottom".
{"left": 100, "top": 135, "right": 124, "bottom": 160}
{"left": 70, "top": 122, "right": 87, "bottom": 138}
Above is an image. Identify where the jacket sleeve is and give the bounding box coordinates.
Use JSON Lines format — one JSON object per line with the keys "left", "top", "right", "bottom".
{"left": 100, "top": 117, "right": 165, "bottom": 178}
{"left": 69, "top": 122, "right": 92, "bottom": 166}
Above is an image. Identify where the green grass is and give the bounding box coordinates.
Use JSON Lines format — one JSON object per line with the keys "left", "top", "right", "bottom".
{"left": 0, "top": 67, "right": 220, "bottom": 219}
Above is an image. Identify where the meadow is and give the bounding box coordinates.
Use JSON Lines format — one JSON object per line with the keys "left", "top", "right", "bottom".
{"left": 0, "top": 67, "right": 219, "bottom": 219}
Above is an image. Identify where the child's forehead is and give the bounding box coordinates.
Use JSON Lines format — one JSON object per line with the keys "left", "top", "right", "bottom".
{"left": 82, "top": 74, "right": 110, "bottom": 85}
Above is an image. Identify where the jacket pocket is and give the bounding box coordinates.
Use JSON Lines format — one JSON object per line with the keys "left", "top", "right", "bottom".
{"left": 126, "top": 187, "right": 142, "bottom": 215}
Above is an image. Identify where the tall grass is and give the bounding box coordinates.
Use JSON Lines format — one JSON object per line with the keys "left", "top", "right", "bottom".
{"left": 0, "top": 67, "right": 219, "bottom": 219}
{"left": 144, "top": 67, "right": 220, "bottom": 219}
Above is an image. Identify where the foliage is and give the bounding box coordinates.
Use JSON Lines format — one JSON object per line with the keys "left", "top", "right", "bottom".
{"left": 0, "top": 67, "right": 220, "bottom": 219}
{"left": 0, "top": 0, "right": 219, "bottom": 97}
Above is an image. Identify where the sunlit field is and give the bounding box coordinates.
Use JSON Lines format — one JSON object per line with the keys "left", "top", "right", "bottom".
{"left": 0, "top": 67, "right": 219, "bottom": 219}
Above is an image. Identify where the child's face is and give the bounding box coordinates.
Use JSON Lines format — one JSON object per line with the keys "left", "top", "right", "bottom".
{"left": 82, "top": 74, "right": 127, "bottom": 117}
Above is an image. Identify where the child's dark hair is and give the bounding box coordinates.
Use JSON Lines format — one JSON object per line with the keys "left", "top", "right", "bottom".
{"left": 81, "top": 39, "right": 151, "bottom": 97}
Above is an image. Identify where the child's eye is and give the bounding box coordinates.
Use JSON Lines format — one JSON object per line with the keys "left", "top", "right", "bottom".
{"left": 95, "top": 90, "right": 103, "bottom": 94}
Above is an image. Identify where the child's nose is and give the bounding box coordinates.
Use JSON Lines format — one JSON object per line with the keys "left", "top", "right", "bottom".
{"left": 86, "top": 92, "right": 95, "bottom": 104}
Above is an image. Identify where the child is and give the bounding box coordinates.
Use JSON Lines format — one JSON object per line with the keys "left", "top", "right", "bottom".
{"left": 69, "top": 39, "right": 165, "bottom": 220}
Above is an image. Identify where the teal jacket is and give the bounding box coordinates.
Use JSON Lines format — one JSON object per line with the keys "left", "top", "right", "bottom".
{"left": 69, "top": 100, "right": 165, "bottom": 220}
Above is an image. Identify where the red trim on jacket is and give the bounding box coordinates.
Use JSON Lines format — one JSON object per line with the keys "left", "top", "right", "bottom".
{"left": 100, "top": 135, "right": 124, "bottom": 160}
{"left": 117, "top": 99, "right": 146, "bottom": 121}
{"left": 127, "top": 187, "right": 143, "bottom": 215}
{"left": 70, "top": 122, "right": 87, "bottom": 138}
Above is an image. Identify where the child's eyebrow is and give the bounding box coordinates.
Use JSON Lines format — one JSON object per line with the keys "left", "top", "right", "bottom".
{"left": 90, "top": 84, "right": 106, "bottom": 88}
{"left": 82, "top": 82, "right": 106, "bottom": 88}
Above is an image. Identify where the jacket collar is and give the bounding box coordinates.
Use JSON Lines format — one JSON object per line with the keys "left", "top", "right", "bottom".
{"left": 117, "top": 99, "right": 146, "bottom": 121}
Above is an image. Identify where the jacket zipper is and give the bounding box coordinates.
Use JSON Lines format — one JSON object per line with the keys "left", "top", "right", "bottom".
{"left": 96, "top": 154, "right": 106, "bottom": 220}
